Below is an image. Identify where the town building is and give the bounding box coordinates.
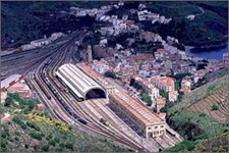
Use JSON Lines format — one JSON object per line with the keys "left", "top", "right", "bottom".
{"left": 180, "top": 77, "right": 192, "bottom": 94}
{"left": 50, "top": 32, "right": 64, "bottom": 41}
{"left": 134, "top": 76, "right": 160, "bottom": 100}
{"left": 78, "top": 63, "right": 116, "bottom": 95}
{"left": 155, "top": 97, "right": 166, "bottom": 113}
{"left": 150, "top": 75, "right": 178, "bottom": 102}
{"left": 7, "top": 79, "right": 32, "bottom": 99}
{"left": 168, "top": 90, "right": 178, "bottom": 102}
{"left": 150, "top": 76, "right": 175, "bottom": 92}
{"left": 30, "top": 38, "right": 51, "bottom": 47}
{"left": 1, "top": 91, "right": 7, "bottom": 104}
{"left": 91, "top": 59, "right": 111, "bottom": 74}
{"left": 109, "top": 90, "right": 166, "bottom": 139}
{"left": 1, "top": 74, "right": 23, "bottom": 91}
{"left": 21, "top": 44, "right": 37, "bottom": 51}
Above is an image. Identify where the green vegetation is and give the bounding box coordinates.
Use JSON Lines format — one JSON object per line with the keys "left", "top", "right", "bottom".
{"left": 165, "top": 75, "right": 229, "bottom": 152}
{"left": 144, "top": 1, "right": 228, "bottom": 49}
{"left": 193, "top": 132, "right": 229, "bottom": 152}
{"left": 104, "top": 71, "right": 117, "bottom": 79}
{"left": 207, "top": 84, "right": 216, "bottom": 93}
{"left": 2, "top": 1, "right": 227, "bottom": 50}
{"left": 167, "top": 140, "right": 197, "bottom": 152}
{"left": 6, "top": 93, "right": 37, "bottom": 113}
{"left": 1, "top": 93, "right": 131, "bottom": 152}
{"left": 211, "top": 104, "right": 219, "bottom": 111}
{"left": 175, "top": 81, "right": 180, "bottom": 91}
{"left": 129, "top": 78, "right": 143, "bottom": 90}
{"left": 12, "top": 116, "right": 27, "bottom": 129}
{"left": 139, "top": 90, "right": 152, "bottom": 106}
{"left": 29, "top": 131, "right": 43, "bottom": 140}
{"left": 159, "top": 89, "right": 169, "bottom": 100}
{"left": 4, "top": 97, "right": 14, "bottom": 107}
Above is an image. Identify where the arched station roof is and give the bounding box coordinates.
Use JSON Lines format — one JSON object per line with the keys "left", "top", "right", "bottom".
{"left": 56, "top": 64, "right": 106, "bottom": 100}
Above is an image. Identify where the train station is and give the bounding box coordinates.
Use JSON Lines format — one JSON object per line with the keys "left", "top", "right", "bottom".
{"left": 55, "top": 64, "right": 107, "bottom": 100}
{"left": 109, "top": 91, "right": 166, "bottom": 139}
{"left": 77, "top": 62, "right": 167, "bottom": 139}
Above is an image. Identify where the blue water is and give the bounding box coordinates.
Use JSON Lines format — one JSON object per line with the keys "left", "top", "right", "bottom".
{"left": 187, "top": 46, "right": 228, "bottom": 60}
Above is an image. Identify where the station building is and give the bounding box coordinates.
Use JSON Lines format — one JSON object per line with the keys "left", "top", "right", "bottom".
{"left": 77, "top": 62, "right": 166, "bottom": 138}
{"left": 56, "top": 64, "right": 107, "bottom": 100}
{"left": 109, "top": 91, "right": 166, "bottom": 139}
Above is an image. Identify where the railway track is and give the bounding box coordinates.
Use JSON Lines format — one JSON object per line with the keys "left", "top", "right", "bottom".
{"left": 25, "top": 30, "right": 162, "bottom": 152}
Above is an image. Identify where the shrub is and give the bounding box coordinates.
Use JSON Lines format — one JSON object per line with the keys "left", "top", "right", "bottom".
{"left": 29, "top": 131, "right": 42, "bottom": 140}
{"left": 208, "top": 85, "right": 216, "bottom": 93}
{"left": 0, "top": 140, "right": 7, "bottom": 152}
{"left": 104, "top": 71, "right": 117, "bottom": 79}
{"left": 54, "top": 137, "right": 60, "bottom": 143}
{"left": 159, "top": 89, "right": 169, "bottom": 99}
{"left": 168, "top": 140, "right": 196, "bottom": 152}
{"left": 48, "top": 139, "right": 56, "bottom": 146}
{"left": 140, "top": 91, "right": 152, "bottom": 106}
{"left": 26, "top": 121, "right": 40, "bottom": 131}
{"left": 1, "top": 131, "right": 9, "bottom": 139}
{"left": 65, "top": 143, "right": 74, "bottom": 150}
{"left": 41, "top": 144, "right": 49, "bottom": 152}
{"left": 12, "top": 116, "right": 27, "bottom": 129}
{"left": 14, "top": 136, "right": 19, "bottom": 141}
{"left": 4, "top": 97, "right": 13, "bottom": 107}
{"left": 211, "top": 104, "right": 219, "bottom": 111}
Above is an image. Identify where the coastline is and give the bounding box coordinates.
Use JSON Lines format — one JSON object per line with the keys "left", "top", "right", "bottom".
{"left": 185, "top": 45, "right": 228, "bottom": 60}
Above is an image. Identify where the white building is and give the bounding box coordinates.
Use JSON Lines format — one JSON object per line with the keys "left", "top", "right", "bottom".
{"left": 56, "top": 64, "right": 107, "bottom": 100}
{"left": 1, "top": 74, "right": 22, "bottom": 91}
{"left": 92, "top": 59, "right": 111, "bottom": 74}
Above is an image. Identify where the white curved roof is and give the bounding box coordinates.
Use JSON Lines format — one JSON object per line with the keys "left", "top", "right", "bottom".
{"left": 56, "top": 64, "right": 106, "bottom": 99}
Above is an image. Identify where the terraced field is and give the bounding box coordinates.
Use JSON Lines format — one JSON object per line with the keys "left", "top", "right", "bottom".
{"left": 187, "top": 85, "right": 229, "bottom": 123}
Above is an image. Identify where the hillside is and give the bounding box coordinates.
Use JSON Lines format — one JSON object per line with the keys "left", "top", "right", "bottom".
{"left": 0, "top": 93, "right": 131, "bottom": 152}
{"left": 163, "top": 75, "right": 229, "bottom": 152}
{"left": 1, "top": 1, "right": 228, "bottom": 49}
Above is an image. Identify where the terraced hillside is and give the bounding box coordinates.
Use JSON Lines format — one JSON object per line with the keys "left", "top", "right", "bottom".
{"left": 187, "top": 85, "right": 229, "bottom": 123}
{"left": 165, "top": 75, "right": 229, "bottom": 152}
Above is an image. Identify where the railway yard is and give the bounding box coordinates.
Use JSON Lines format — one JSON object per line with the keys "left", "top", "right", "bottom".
{"left": 1, "top": 31, "right": 182, "bottom": 152}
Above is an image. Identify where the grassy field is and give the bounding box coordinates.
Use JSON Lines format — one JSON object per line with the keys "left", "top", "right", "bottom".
{"left": 1, "top": 93, "right": 131, "bottom": 152}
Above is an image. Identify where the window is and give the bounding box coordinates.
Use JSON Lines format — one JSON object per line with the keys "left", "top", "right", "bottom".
{"left": 148, "top": 132, "right": 153, "bottom": 138}
{"left": 160, "top": 125, "right": 164, "bottom": 128}
{"left": 154, "top": 126, "right": 158, "bottom": 129}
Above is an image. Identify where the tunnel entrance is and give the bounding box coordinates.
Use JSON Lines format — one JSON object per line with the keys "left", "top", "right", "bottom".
{"left": 85, "top": 88, "right": 106, "bottom": 99}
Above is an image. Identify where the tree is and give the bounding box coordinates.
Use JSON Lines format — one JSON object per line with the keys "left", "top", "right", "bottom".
{"left": 65, "top": 143, "right": 74, "bottom": 150}
{"left": 4, "top": 97, "right": 13, "bottom": 107}
{"left": 29, "top": 131, "right": 42, "bottom": 140}
{"left": 104, "top": 71, "right": 117, "bottom": 79}
{"left": 140, "top": 91, "right": 152, "bottom": 106}
{"left": 159, "top": 89, "right": 169, "bottom": 100}
{"left": 48, "top": 139, "right": 56, "bottom": 146}
{"left": 41, "top": 144, "right": 49, "bottom": 152}
{"left": 211, "top": 104, "right": 219, "bottom": 111}
{"left": 175, "top": 81, "right": 180, "bottom": 91}
{"left": 0, "top": 140, "right": 7, "bottom": 152}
